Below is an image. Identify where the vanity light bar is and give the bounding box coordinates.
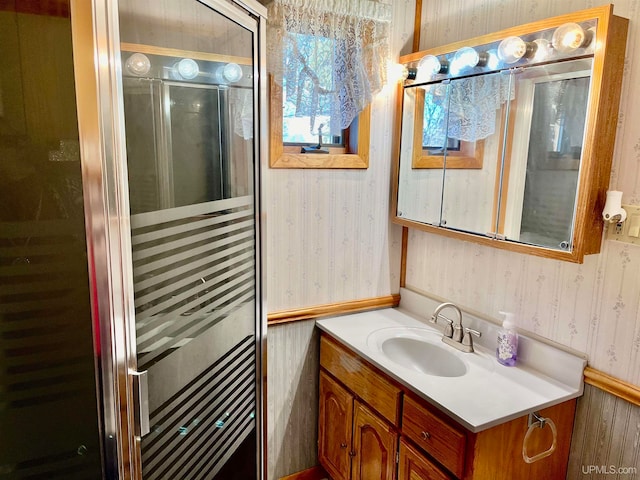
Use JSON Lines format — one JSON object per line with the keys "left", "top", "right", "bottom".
{"left": 122, "top": 51, "right": 250, "bottom": 86}
{"left": 410, "top": 20, "right": 596, "bottom": 82}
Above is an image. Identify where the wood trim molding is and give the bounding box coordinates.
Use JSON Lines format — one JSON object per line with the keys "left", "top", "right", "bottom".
{"left": 400, "top": 226, "right": 408, "bottom": 288}
{"left": 584, "top": 367, "right": 640, "bottom": 407}
{"left": 279, "top": 465, "right": 328, "bottom": 480}
{"left": 412, "top": 0, "right": 422, "bottom": 52}
{"left": 120, "top": 42, "right": 252, "bottom": 65}
{"left": 269, "top": 76, "right": 370, "bottom": 169}
{"left": 267, "top": 294, "right": 401, "bottom": 326}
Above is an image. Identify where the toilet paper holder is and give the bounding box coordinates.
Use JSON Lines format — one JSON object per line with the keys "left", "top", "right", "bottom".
{"left": 522, "top": 411, "right": 557, "bottom": 464}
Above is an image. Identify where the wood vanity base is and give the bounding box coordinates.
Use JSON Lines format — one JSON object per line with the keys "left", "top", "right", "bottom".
{"left": 318, "top": 333, "right": 576, "bottom": 480}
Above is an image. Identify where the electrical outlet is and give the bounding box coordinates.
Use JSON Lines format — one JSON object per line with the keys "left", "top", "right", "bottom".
{"left": 605, "top": 204, "right": 640, "bottom": 246}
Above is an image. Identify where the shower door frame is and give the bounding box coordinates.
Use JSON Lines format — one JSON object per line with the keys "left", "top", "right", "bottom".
{"left": 69, "top": 0, "right": 268, "bottom": 478}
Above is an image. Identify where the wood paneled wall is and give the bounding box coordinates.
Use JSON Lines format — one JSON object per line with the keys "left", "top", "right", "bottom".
{"left": 267, "top": 320, "right": 321, "bottom": 479}
{"left": 567, "top": 384, "right": 640, "bottom": 479}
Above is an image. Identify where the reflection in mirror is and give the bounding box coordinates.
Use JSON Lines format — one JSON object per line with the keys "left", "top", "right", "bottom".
{"left": 501, "top": 59, "right": 592, "bottom": 250}
{"left": 397, "top": 84, "right": 447, "bottom": 225}
{"left": 442, "top": 73, "right": 513, "bottom": 235}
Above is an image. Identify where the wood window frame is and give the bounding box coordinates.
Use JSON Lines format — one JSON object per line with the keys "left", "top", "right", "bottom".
{"left": 269, "top": 76, "right": 371, "bottom": 169}
{"left": 411, "top": 87, "right": 484, "bottom": 169}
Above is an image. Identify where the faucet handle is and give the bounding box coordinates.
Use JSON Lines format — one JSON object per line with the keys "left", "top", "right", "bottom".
{"left": 462, "top": 327, "right": 482, "bottom": 351}
{"left": 431, "top": 313, "right": 454, "bottom": 338}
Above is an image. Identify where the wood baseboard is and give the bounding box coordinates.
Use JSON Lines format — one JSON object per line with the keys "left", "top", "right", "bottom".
{"left": 584, "top": 366, "right": 640, "bottom": 407}
{"left": 267, "top": 294, "right": 401, "bottom": 326}
{"left": 279, "top": 465, "right": 328, "bottom": 480}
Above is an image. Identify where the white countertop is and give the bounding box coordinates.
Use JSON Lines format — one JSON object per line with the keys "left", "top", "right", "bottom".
{"left": 316, "top": 306, "right": 586, "bottom": 433}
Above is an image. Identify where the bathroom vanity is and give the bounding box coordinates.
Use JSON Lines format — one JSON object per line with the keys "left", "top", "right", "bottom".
{"left": 316, "top": 306, "right": 586, "bottom": 480}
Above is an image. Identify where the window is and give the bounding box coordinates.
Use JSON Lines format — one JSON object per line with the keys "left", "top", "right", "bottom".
{"left": 282, "top": 34, "right": 345, "bottom": 148}
{"left": 411, "top": 87, "right": 484, "bottom": 169}
{"left": 270, "top": 78, "right": 370, "bottom": 168}
{"left": 266, "top": 0, "right": 391, "bottom": 169}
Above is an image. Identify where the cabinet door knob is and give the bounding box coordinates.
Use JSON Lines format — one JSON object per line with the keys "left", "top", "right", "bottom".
{"left": 349, "top": 451, "right": 356, "bottom": 457}
{"left": 340, "top": 442, "right": 348, "bottom": 449}
{"left": 421, "top": 431, "right": 431, "bottom": 440}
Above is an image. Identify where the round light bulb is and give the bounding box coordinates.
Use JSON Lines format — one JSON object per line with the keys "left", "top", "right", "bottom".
{"left": 216, "top": 63, "right": 244, "bottom": 84}
{"left": 176, "top": 58, "right": 199, "bottom": 79}
{"left": 418, "top": 55, "right": 442, "bottom": 76}
{"left": 222, "top": 63, "right": 243, "bottom": 83}
{"left": 552, "top": 23, "right": 588, "bottom": 53}
{"left": 497, "top": 36, "right": 527, "bottom": 63}
{"left": 125, "top": 53, "right": 151, "bottom": 76}
{"left": 451, "top": 47, "right": 480, "bottom": 75}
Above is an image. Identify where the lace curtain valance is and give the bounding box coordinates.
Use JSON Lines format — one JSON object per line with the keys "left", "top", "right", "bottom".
{"left": 424, "top": 75, "right": 515, "bottom": 146}
{"left": 266, "top": 0, "right": 392, "bottom": 136}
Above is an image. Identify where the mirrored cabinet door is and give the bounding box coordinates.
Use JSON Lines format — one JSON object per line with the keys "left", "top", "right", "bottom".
{"left": 441, "top": 72, "right": 513, "bottom": 236}
{"left": 397, "top": 83, "right": 449, "bottom": 226}
{"left": 500, "top": 59, "right": 593, "bottom": 251}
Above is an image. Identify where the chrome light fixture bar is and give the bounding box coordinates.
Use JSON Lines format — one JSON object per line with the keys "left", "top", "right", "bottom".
{"left": 406, "top": 19, "right": 597, "bottom": 83}
{"left": 122, "top": 50, "right": 252, "bottom": 87}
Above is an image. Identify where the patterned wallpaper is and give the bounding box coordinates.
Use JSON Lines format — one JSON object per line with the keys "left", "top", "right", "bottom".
{"left": 410, "top": 0, "right": 640, "bottom": 387}
{"left": 264, "top": 1, "right": 414, "bottom": 312}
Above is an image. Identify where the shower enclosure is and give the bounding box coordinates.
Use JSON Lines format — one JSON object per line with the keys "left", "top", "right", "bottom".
{"left": 1, "top": 0, "right": 265, "bottom": 476}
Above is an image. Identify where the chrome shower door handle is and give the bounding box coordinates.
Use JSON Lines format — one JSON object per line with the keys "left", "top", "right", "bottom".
{"left": 131, "top": 370, "right": 150, "bottom": 437}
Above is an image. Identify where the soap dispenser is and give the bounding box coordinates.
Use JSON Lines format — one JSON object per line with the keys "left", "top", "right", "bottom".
{"left": 497, "top": 311, "right": 518, "bottom": 366}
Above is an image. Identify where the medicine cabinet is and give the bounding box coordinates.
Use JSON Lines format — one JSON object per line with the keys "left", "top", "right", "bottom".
{"left": 392, "top": 5, "right": 628, "bottom": 263}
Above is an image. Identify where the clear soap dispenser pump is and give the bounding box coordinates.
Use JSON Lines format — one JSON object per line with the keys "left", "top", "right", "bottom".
{"left": 497, "top": 311, "right": 518, "bottom": 366}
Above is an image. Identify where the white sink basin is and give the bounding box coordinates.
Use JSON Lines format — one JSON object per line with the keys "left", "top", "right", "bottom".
{"left": 367, "top": 327, "right": 468, "bottom": 378}
{"left": 381, "top": 336, "right": 467, "bottom": 377}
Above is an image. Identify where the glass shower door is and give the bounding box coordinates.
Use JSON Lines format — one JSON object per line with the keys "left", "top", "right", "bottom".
{"left": 118, "top": 1, "right": 263, "bottom": 478}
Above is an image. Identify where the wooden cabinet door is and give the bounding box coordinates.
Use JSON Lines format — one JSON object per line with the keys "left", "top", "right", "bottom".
{"left": 319, "top": 371, "right": 354, "bottom": 480}
{"left": 398, "top": 438, "right": 450, "bottom": 480}
{"left": 351, "top": 401, "right": 398, "bottom": 480}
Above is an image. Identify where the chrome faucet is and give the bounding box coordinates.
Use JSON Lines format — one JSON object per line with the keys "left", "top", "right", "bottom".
{"left": 430, "top": 302, "right": 481, "bottom": 353}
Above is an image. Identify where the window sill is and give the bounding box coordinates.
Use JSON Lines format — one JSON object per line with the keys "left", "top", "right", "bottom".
{"left": 270, "top": 152, "right": 369, "bottom": 169}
